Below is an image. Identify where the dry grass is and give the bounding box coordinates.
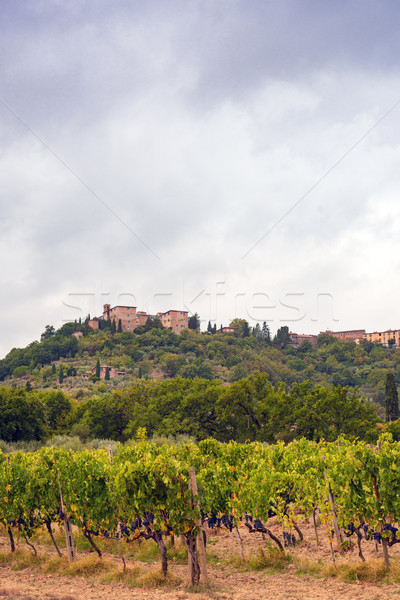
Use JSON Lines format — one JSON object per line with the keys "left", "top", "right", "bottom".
{"left": 135, "top": 568, "right": 181, "bottom": 588}
{"left": 293, "top": 554, "right": 400, "bottom": 585}
{"left": 0, "top": 587, "right": 76, "bottom": 600}
{"left": 0, "top": 547, "right": 45, "bottom": 570}
{"left": 325, "top": 557, "right": 400, "bottom": 584}
{"left": 224, "top": 544, "right": 291, "bottom": 573}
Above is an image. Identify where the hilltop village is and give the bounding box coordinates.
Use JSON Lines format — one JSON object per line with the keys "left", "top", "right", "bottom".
{"left": 86, "top": 304, "right": 400, "bottom": 351}
{"left": 289, "top": 328, "right": 400, "bottom": 348}
{"left": 87, "top": 304, "right": 189, "bottom": 333}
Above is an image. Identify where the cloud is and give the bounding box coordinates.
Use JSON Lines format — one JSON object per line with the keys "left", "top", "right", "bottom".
{"left": 1, "top": 1, "right": 400, "bottom": 357}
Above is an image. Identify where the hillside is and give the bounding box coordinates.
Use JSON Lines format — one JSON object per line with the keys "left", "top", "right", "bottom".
{"left": 1, "top": 319, "right": 400, "bottom": 446}
{"left": 1, "top": 320, "right": 399, "bottom": 415}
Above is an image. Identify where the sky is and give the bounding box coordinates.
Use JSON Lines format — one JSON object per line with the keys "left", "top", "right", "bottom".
{"left": 1, "top": 0, "right": 400, "bottom": 358}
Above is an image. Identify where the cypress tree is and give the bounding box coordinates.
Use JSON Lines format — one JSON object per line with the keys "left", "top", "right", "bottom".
{"left": 385, "top": 372, "right": 399, "bottom": 422}
{"left": 95, "top": 358, "right": 100, "bottom": 379}
{"left": 118, "top": 319, "right": 122, "bottom": 333}
{"left": 105, "top": 366, "right": 110, "bottom": 380}
{"left": 59, "top": 366, "right": 64, "bottom": 384}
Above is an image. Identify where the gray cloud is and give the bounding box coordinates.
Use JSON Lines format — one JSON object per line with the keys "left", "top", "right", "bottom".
{"left": 1, "top": 1, "right": 400, "bottom": 357}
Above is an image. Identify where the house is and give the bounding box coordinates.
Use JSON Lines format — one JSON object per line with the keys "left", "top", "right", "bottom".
{"left": 90, "top": 365, "right": 126, "bottom": 379}
{"left": 102, "top": 304, "right": 137, "bottom": 331}
{"left": 87, "top": 304, "right": 189, "bottom": 333}
{"left": 289, "top": 332, "right": 318, "bottom": 348}
{"left": 365, "top": 329, "right": 400, "bottom": 347}
{"left": 321, "top": 329, "right": 366, "bottom": 342}
{"left": 157, "top": 310, "right": 188, "bottom": 332}
{"left": 88, "top": 318, "right": 100, "bottom": 330}
{"left": 217, "top": 326, "right": 235, "bottom": 334}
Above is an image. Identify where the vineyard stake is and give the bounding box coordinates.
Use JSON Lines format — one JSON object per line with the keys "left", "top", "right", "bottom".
{"left": 328, "top": 485, "right": 343, "bottom": 546}
{"left": 235, "top": 525, "right": 244, "bottom": 560}
{"left": 58, "top": 472, "right": 75, "bottom": 562}
{"left": 312, "top": 506, "right": 319, "bottom": 547}
{"left": 189, "top": 467, "right": 209, "bottom": 586}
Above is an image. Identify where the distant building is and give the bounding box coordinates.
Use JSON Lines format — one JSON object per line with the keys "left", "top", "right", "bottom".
{"left": 365, "top": 329, "right": 400, "bottom": 347}
{"left": 217, "top": 326, "right": 235, "bottom": 334}
{"left": 91, "top": 365, "right": 126, "bottom": 379}
{"left": 102, "top": 304, "right": 137, "bottom": 331}
{"left": 289, "top": 332, "right": 318, "bottom": 348}
{"left": 72, "top": 331, "right": 83, "bottom": 339}
{"left": 321, "top": 329, "right": 366, "bottom": 342}
{"left": 87, "top": 304, "right": 188, "bottom": 333}
{"left": 157, "top": 310, "right": 188, "bottom": 332}
{"left": 88, "top": 318, "right": 100, "bottom": 330}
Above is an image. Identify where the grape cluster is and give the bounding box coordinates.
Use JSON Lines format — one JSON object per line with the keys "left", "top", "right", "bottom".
{"left": 283, "top": 531, "right": 296, "bottom": 547}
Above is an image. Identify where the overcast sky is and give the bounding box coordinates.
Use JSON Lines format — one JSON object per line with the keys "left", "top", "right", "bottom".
{"left": 1, "top": 0, "right": 400, "bottom": 357}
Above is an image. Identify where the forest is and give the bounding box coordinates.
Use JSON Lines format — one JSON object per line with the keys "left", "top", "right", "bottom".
{"left": 0, "top": 317, "right": 399, "bottom": 446}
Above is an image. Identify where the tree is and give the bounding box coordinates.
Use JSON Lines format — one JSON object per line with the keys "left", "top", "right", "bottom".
{"left": 43, "top": 390, "right": 73, "bottom": 433}
{"left": 207, "top": 321, "right": 213, "bottom": 334}
{"left": 118, "top": 319, "right": 122, "bottom": 333}
{"left": 230, "top": 318, "right": 250, "bottom": 338}
{"left": 58, "top": 366, "right": 64, "bottom": 384}
{"left": 111, "top": 320, "right": 117, "bottom": 334}
{"left": 41, "top": 325, "right": 55, "bottom": 341}
{"left": 0, "top": 387, "right": 47, "bottom": 442}
{"left": 252, "top": 323, "right": 262, "bottom": 340}
{"left": 385, "top": 372, "right": 399, "bottom": 422}
{"left": 188, "top": 313, "right": 200, "bottom": 331}
{"left": 274, "top": 326, "right": 290, "bottom": 349}
{"left": 242, "top": 321, "right": 250, "bottom": 337}
{"left": 160, "top": 353, "right": 186, "bottom": 378}
{"left": 261, "top": 321, "right": 271, "bottom": 343}
{"left": 105, "top": 366, "right": 110, "bottom": 381}
{"left": 95, "top": 358, "right": 101, "bottom": 379}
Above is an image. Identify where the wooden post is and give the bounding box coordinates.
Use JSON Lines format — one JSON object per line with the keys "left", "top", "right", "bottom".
{"left": 328, "top": 484, "right": 343, "bottom": 547}
{"left": 312, "top": 507, "right": 319, "bottom": 547}
{"left": 58, "top": 473, "right": 75, "bottom": 561}
{"left": 235, "top": 525, "right": 244, "bottom": 560}
{"left": 189, "top": 467, "right": 209, "bottom": 586}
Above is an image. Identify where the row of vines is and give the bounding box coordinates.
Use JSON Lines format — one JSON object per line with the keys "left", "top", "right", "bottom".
{"left": 1, "top": 434, "right": 400, "bottom": 579}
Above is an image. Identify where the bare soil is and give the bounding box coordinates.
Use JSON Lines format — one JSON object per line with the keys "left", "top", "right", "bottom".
{"left": 1, "top": 518, "right": 400, "bottom": 600}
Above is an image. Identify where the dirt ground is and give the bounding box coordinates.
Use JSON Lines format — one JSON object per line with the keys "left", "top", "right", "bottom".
{"left": 1, "top": 518, "right": 400, "bottom": 600}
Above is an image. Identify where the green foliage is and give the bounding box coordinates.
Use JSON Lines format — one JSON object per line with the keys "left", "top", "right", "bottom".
{"left": 2, "top": 433, "right": 400, "bottom": 578}
{"left": 43, "top": 390, "right": 73, "bottom": 433}
{"left": 2, "top": 319, "right": 400, "bottom": 423}
{"left": 41, "top": 325, "right": 55, "bottom": 340}
{"left": 0, "top": 387, "right": 47, "bottom": 442}
{"left": 385, "top": 371, "right": 399, "bottom": 422}
{"left": 274, "top": 326, "right": 290, "bottom": 349}
{"left": 12, "top": 365, "right": 29, "bottom": 378}
{"left": 229, "top": 318, "right": 250, "bottom": 338}
{"left": 188, "top": 312, "right": 200, "bottom": 331}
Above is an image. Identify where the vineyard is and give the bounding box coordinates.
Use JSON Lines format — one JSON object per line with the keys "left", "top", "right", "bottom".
{"left": 1, "top": 435, "right": 400, "bottom": 589}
